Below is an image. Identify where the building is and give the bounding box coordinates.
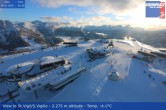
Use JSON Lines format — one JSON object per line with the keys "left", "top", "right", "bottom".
{"left": 6, "top": 62, "right": 34, "bottom": 82}
{"left": 26, "top": 56, "right": 70, "bottom": 77}
{"left": 39, "top": 56, "right": 68, "bottom": 70}
{"left": 133, "top": 51, "right": 156, "bottom": 62}
{"left": 86, "top": 48, "right": 111, "bottom": 61}
{"left": 5, "top": 56, "right": 70, "bottom": 81}
{"left": 107, "top": 41, "right": 114, "bottom": 47}
{"left": 63, "top": 42, "right": 78, "bottom": 47}
{"left": 150, "top": 51, "right": 166, "bottom": 59}
{"left": 18, "top": 65, "right": 85, "bottom": 92}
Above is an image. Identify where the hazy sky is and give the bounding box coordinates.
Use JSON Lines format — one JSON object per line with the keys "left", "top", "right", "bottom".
{"left": 1, "top": 0, "right": 166, "bottom": 30}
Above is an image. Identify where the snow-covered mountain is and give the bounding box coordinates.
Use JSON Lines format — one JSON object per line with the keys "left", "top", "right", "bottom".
{"left": 128, "top": 29, "right": 166, "bottom": 48}
{"left": 0, "top": 20, "right": 28, "bottom": 50}
{"left": 0, "top": 19, "right": 166, "bottom": 53}
{"left": 52, "top": 25, "right": 166, "bottom": 48}
{"left": 0, "top": 20, "right": 63, "bottom": 52}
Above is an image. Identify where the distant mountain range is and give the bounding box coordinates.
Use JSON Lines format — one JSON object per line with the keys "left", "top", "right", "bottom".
{"left": 0, "top": 19, "right": 166, "bottom": 52}
{"left": 0, "top": 20, "right": 63, "bottom": 51}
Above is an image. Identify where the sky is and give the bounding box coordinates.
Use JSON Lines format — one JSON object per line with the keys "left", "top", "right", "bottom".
{"left": 0, "top": 0, "right": 166, "bottom": 30}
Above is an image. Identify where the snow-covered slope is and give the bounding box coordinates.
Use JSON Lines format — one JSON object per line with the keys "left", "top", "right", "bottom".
{"left": 0, "top": 38, "right": 166, "bottom": 102}
{"left": 21, "top": 36, "right": 46, "bottom": 50}
{"left": 0, "top": 20, "right": 64, "bottom": 51}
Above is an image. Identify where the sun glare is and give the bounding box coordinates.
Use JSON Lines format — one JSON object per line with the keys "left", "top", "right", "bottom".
{"left": 127, "top": 4, "right": 166, "bottom": 30}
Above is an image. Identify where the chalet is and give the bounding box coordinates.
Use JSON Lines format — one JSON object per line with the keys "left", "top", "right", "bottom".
{"left": 63, "top": 42, "right": 78, "bottom": 47}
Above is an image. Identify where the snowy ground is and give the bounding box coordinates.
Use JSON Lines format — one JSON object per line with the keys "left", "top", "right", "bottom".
{"left": 0, "top": 38, "right": 166, "bottom": 102}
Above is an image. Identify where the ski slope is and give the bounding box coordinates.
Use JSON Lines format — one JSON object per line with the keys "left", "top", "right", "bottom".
{"left": 0, "top": 38, "right": 166, "bottom": 102}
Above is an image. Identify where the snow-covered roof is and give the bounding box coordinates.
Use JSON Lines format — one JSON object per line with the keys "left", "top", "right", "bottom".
{"left": 49, "top": 67, "right": 85, "bottom": 86}
{"left": 18, "top": 64, "right": 85, "bottom": 93}
{"left": 40, "top": 56, "right": 64, "bottom": 66}
{"left": 96, "top": 32, "right": 107, "bottom": 36}
{"left": 18, "top": 65, "right": 72, "bottom": 92}
{"left": 40, "top": 56, "right": 55, "bottom": 62}
{"left": 6, "top": 62, "right": 34, "bottom": 76}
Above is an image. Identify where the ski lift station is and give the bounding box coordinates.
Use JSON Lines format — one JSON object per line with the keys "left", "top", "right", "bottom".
{"left": 63, "top": 42, "right": 78, "bottom": 47}
{"left": 5, "top": 56, "right": 70, "bottom": 82}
